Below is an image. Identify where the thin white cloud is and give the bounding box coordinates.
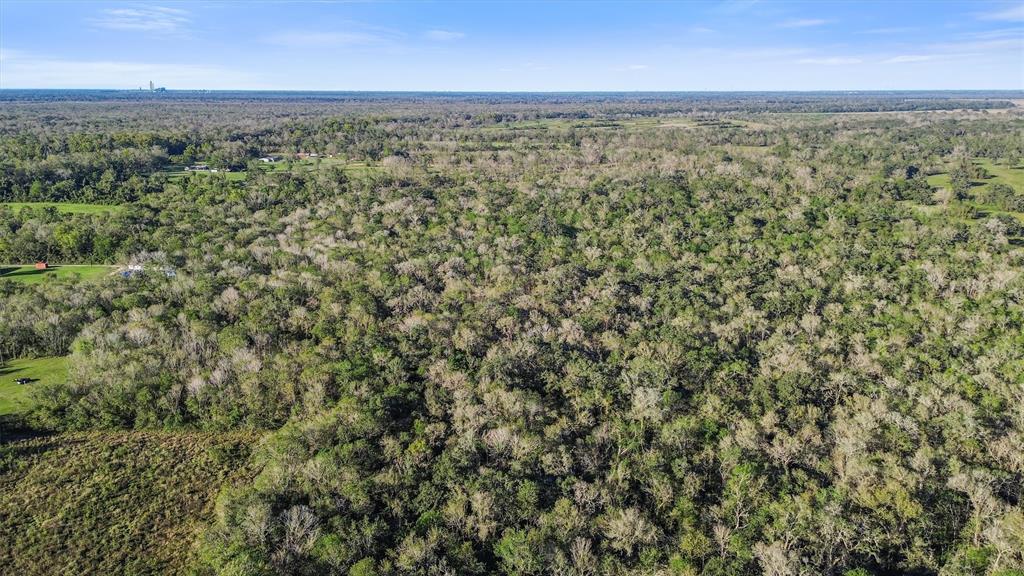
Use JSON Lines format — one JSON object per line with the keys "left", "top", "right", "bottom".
{"left": 424, "top": 29, "right": 465, "bottom": 41}
{"left": 860, "top": 27, "right": 917, "bottom": 35}
{"left": 955, "top": 27, "right": 1024, "bottom": 41}
{"left": 688, "top": 26, "right": 717, "bottom": 34}
{"left": 866, "top": 34, "right": 1022, "bottom": 68}
{"left": 728, "top": 47, "right": 811, "bottom": 59}
{"left": 715, "top": 0, "right": 762, "bottom": 15}
{"left": 496, "top": 62, "right": 553, "bottom": 72}
{"left": 612, "top": 64, "right": 650, "bottom": 72}
{"left": 883, "top": 55, "right": 934, "bottom": 63}
{"left": 927, "top": 37, "right": 1023, "bottom": 54}
{"left": 977, "top": 5, "right": 1024, "bottom": 22}
{"left": 798, "top": 57, "right": 862, "bottom": 65}
{"left": 89, "top": 6, "right": 189, "bottom": 33}
{"left": 264, "top": 31, "right": 387, "bottom": 47}
{"left": 778, "top": 18, "right": 830, "bottom": 29}
{"left": 0, "top": 50, "right": 258, "bottom": 89}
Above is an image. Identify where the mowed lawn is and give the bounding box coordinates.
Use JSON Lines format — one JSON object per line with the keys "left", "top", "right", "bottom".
{"left": 0, "top": 264, "right": 115, "bottom": 284}
{"left": 1, "top": 202, "right": 124, "bottom": 215}
{"left": 0, "top": 356, "right": 67, "bottom": 416}
{"left": 0, "top": 431, "right": 259, "bottom": 576}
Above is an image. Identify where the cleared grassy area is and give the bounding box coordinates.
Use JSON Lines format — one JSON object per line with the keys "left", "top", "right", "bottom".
{"left": 927, "top": 158, "right": 1024, "bottom": 194}
{"left": 0, "top": 357, "right": 67, "bottom": 416}
{"left": 917, "top": 158, "right": 1024, "bottom": 228}
{"left": 257, "top": 157, "right": 380, "bottom": 177}
{"left": 158, "top": 167, "right": 189, "bottom": 181}
{"left": 481, "top": 116, "right": 765, "bottom": 133}
{"left": 0, "top": 431, "right": 259, "bottom": 576}
{"left": 919, "top": 159, "right": 1024, "bottom": 226}
{"left": 159, "top": 165, "right": 248, "bottom": 182}
{"left": 484, "top": 118, "right": 587, "bottom": 131}
{"left": 926, "top": 172, "right": 952, "bottom": 190}
{"left": 338, "top": 161, "right": 379, "bottom": 177}
{"left": 161, "top": 169, "right": 248, "bottom": 182}
{"left": 0, "top": 265, "right": 115, "bottom": 285}
{"left": 1, "top": 202, "right": 124, "bottom": 214}
{"left": 484, "top": 117, "right": 700, "bottom": 131}
{"left": 976, "top": 158, "right": 1024, "bottom": 190}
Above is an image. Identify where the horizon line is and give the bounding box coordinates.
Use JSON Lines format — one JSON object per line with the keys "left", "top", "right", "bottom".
{"left": 2, "top": 88, "right": 1023, "bottom": 94}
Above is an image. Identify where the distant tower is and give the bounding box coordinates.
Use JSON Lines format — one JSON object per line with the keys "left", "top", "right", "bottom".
{"left": 149, "top": 80, "right": 154, "bottom": 91}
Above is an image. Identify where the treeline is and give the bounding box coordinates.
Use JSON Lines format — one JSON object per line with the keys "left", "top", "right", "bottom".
{"left": 0, "top": 280, "right": 116, "bottom": 362}
{"left": 0, "top": 151, "right": 164, "bottom": 203}
{"left": 3, "top": 95, "right": 1021, "bottom": 206}
{"left": 0, "top": 205, "right": 151, "bottom": 263}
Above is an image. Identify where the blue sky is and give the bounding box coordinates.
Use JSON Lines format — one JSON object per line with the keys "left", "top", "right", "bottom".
{"left": 1, "top": 1, "right": 1022, "bottom": 90}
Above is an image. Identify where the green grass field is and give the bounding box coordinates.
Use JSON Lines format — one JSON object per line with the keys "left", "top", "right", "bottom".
{"left": 259, "top": 157, "right": 380, "bottom": 176}
{"left": 1, "top": 202, "right": 124, "bottom": 215}
{"left": 0, "top": 357, "right": 67, "bottom": 416}
{"left": 976, "top": 158, "right": 1024, "bottom": 190}
{"left": 482, "top": 118, "right": 585, "bottom": 131}
{"left": 0, "top": 431, "right": 258, "bottom": 576}
{"left": 0, "top": 265, "right": 115, "bottom": 284}
{"left": 922, "top": 158, "right": 1024, "bottom": 225}
{"left": 160, "top": 168, "right": 248, "bottom": 182}
{"left": 927, "top": 158, "right": 1024, "bottom": 194}
{"left": 925, "top": 172, "right": 952, "bottom": 190}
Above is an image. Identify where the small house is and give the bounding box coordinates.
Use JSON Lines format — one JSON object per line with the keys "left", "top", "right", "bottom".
{"left": 15, "top": 378, "right": 30, "bottom": 385}
{"left": 34, "top": 261, "right": 48, "bottom": 270}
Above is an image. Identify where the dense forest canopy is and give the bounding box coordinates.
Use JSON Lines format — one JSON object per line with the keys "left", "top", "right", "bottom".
{"left": 1, "top": 92, "right": 1022, "bottom": 576}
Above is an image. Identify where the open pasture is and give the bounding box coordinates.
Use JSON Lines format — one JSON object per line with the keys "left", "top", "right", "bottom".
{"left": 0, "top": 264, "right": 115, "bottom": 284}
{"left": 0, "top": 356, "right": 67, "bottom": 416}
